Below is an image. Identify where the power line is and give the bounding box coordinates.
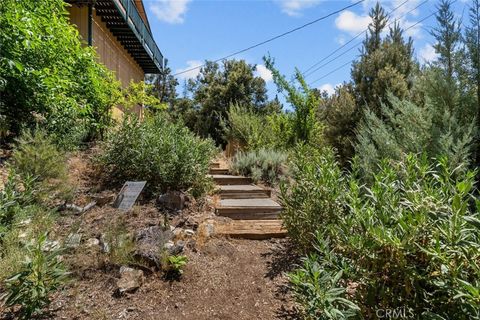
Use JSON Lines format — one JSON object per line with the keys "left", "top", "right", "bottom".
{"left": 302, "top": 0, "right": 413, "bottom": 77}
{"left": 303, "top": 0, "right": 429, "bottom": 79}
{"left": 308, "top": 9, "right": 440, "bottom": 86}
{"left": 172, "top": 0, "right": 365, "bottom": 77}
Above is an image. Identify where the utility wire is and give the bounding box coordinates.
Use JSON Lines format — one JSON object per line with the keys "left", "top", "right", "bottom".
{"left": 303, "top": 0, "right": 429, "bottom": 78}
{"left": 308, "top": 9, "right": 440, "bottom": 86}
{"left": 172, "top": 0, "right": 365, "bottom": 77}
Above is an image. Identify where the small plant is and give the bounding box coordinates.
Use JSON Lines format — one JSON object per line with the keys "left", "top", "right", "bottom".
{"left": 2, "top": 233, "right": 69, "bottom": 319}
{"left": 288, "top": 254, "right": 360, "bottom": 320}
{"left": 162, "top": 253, "right": 188, "bottom": 280}
{"left": 103, "top": 221, "right": 135, "bottom": 266}
{"left": 9, "top": 129, "right": 73, "bottom": 204}
{"left": 231, "top": 148, "right": 287, "bottom": 185}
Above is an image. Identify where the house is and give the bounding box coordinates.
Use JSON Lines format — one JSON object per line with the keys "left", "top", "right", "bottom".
{"left": 66, "top": 0, "right": 164, "bottom": 116}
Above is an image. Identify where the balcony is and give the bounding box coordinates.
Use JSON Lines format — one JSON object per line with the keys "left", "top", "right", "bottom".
{"left": 94, "top": 0, "right": 164, "bottom": 73}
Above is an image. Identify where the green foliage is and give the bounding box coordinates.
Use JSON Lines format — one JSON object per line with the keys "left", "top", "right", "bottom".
{"left": 188, "top": 59, "right": 268, "bottom": 145}
{"left": 280, "top": 145, "right": 344, "bottom": 252}
{"left": 231, "top": 148, "right": 287, "bottom": 185}
{"left": 0, "top": 172, "right": 36, "bottom": 234}
{"left": 9, "top": 129, "right": 72, "bottom": 204}
{"left": 2, "top": 233, "right": 69, "bottom": 319}
{"left": 264, "top": 55, "right": 322, "bottom": 146}
{"left": 0, "top": 0, "right": 121, "bottom": 147}
{"left": 162, "top": 254, "right": 188, "bottom": 279}
{"left": 122, "top": 80, "right": 166, "bottom": 113}
{"left": 318, "top": 84, "right": 358, "bottom": 165}
{"left": 290, "top": 155, "right": 480, "bottom": 318}
{"left": 99, "top": 113, "right": 217, "bottom": 196}
{"left": 351, "top": 3, "right": 415, "bottom": 115}
{"left": 221, "top": 103, "right": 293, "bottom": 151}
{"left": 104, "top": 221, "right": 135, "bottom": 266}
{"left": 355, "top": 93, "right": 474, "bottom": 180}
{"left": 289, "top": 256, "right": 360, "bottom": 320}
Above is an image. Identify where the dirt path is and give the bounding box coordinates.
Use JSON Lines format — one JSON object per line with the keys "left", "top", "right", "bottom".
{"left": 52, "top": 238, "right": 297, "bottom": 320}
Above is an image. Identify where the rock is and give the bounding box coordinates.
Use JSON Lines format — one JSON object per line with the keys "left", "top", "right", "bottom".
{"left": 184, "top": 229, "right": 195, "bottom": 237}
{"left": 115, "top": 267, "right": 143, "bottom": 295}
{"left": 134, "top": 226, "right": 172, "bottom": 268}
{"left": 100, "top": 234, "right": 110, "bottom": 253}
{"left": 85, "top": 237, "right": 100, "bottom": 248}
{"left": 42, "top": 240, "right": 60, "bottom": 252}
{"left": 65, "top": 233, "right": 82, "bottom": 249}
{"left": 163, "top": 239, "right": 184, "bottom": 255}
{"left": 93, "top": 194, "right": 115, "bottom": 207}
{"left": 157, "top": 191, "right": 185, "bottom": 211}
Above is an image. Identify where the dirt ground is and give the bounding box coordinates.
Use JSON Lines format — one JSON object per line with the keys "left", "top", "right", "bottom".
{"left": 50, "top": 238, "right": 298, "bottom": 320}
{"left": 0, "top": 150, "right": 299, "bottom": 320}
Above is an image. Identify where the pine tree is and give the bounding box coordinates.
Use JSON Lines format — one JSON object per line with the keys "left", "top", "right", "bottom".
{"left": 465, "top": 0, "right": 480, "bottom": 165}
{"left": 431, "top": 0, "right": 462, "bottom": 82}
{"left": 351, "top": 3, "right": 415, "bottom": 115}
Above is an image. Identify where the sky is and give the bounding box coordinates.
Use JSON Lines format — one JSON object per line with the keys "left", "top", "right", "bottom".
{"left": 142, "top": 0, "right": 470, "bottom": 101}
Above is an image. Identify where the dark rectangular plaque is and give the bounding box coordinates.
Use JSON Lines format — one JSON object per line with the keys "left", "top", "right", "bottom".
{"left": 113, "top": 181, "right": 146, "bottom": 211}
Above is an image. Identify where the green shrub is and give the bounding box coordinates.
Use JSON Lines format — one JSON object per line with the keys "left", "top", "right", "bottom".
{"left": 9, "top": 129, "right": 72, "bottom": 204}
{"left": 280, "top": 145, "right": 344, "bottom": 251}
{"left": 288, "top": 254, "right": 360, "bottom": 320}
{"left": 99, "top": 114, "right": 217, "bottom": 197}
{"left": 231, "top": 148, "right": 287, "bottom": 185}
{"left": 289, "top": 154, "right": 480, "bottom": 318}
{"left": 0, "top": 0, "right": 121, "bottom": 146}
{"left": 2, "top": 233, "right": 69, "bottom": 319}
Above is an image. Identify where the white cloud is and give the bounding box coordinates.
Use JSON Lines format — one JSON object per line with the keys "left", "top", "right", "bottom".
{"left": 335, "top": 35, "right": 346, "bottom": 45}
{"left": 255, "top": 64, "right": 273, "bottom": 83}
{"left": 276, "top": 0, "right": 322, "bottom": 17}
{"left": 318, "top": 83, "right": 338, "bottom": 96}
{"left": 418, "top": 44, "right": 438, "bottom": 63}
{"left": 150, "top": 0, "right": 191, "bottom": 24}
{"left": 335, "top": 11, "right": 371, "bottom": 35}
{"left": 175, "top": 60, "right": 202, "bottom": 80}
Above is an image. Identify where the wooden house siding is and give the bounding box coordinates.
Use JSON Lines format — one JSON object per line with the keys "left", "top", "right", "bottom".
{"left": 68, "top": 6, "right": 144, "bottom": 88}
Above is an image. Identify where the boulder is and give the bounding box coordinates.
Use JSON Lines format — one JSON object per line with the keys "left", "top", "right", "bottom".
{"left": 157, "top": 191, "right": 186, "bottom": 211}
{"left": 115, "top": 266, "right": 144, "bottom": 295}
{"left": 134, "top": 226, "right": 172, "bottom": 268}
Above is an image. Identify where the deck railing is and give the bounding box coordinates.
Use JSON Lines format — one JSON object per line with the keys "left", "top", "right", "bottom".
{"left": 113, "top": 0, "right": 164, "bottom": 72}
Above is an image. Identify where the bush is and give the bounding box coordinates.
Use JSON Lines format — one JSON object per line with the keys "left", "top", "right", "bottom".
{"left": 0, "top": 0, "right": 121, "bottom": 146}
{"left": 103, "top": 220, "right": 135, "bottom": 266}
{"left": 288, "top": 254, "right": 360, "bottom": 319}
{"left": 231, "top": 148, "right": 287, "bottom": 185}
{"left": 2, "top": 233, "right": 69, "bottom": 319}
{"left": 280, "top": 145, "right": 344, "bottom": 251}
{"left": 99, "top": 114, "right": 217, "bottom": 196}
{"left": 9, "top": 129, "right": 72, "bottom": 204}
{"left": 289, "top": 154, "right": 480, "bottom": 318}
{"left": 162, "top": 254, "right": 188, "bottom": 280}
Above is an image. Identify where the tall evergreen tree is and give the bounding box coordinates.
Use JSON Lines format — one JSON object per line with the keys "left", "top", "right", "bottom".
{"left": 465, "top": 0, "right": 480, "bottom": 164}
{"left": 351, "top": 3, "right": 414, "bottom": 115}
{"left": 146, "top": 60, "right": 178, "bottom": 107}
{"left": 189, "top": 59, "right": 268, "bottom": 145}
{"left": 431, "top": 0, "right": 462, "bottom": 82}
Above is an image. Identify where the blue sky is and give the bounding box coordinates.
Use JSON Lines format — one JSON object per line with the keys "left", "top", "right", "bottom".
{"left": 143, "top": 0, "right": 470, "bottom": 100}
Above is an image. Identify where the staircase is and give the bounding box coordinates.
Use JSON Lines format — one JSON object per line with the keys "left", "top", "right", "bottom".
{"left": 208, "top": 161, "right": 286, "bottom": 240}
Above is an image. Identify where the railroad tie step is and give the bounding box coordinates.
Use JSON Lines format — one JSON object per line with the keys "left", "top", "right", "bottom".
{"left": 213, "top": 219, "right": 287, "bottom": 240}
{"left": 219, "top": 184, "right": 271, "bottom": 199}
{"left": 209, "top": 174, "right": 252, "bottom": 185}
{"left": 216, "top": 198, "right": 282, "bottom": 220}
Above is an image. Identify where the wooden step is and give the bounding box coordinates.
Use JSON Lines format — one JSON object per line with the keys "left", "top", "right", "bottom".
{"left": 209, "top": 168, "right": 230, "bottom": 175}
{"left": 210, "top": 162, "right": 220, "bottom": 169}
{"left": 219, "top": 185, "right": 270, "bottom": 199}
{"left": 210, "top": 174, "right": 252, "bottom": 185}
{"left": 214, "top": 219, "right": 287, "bottom": 240}
{"left": 216, "top": 198, "right": 282, "bottom": 220}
